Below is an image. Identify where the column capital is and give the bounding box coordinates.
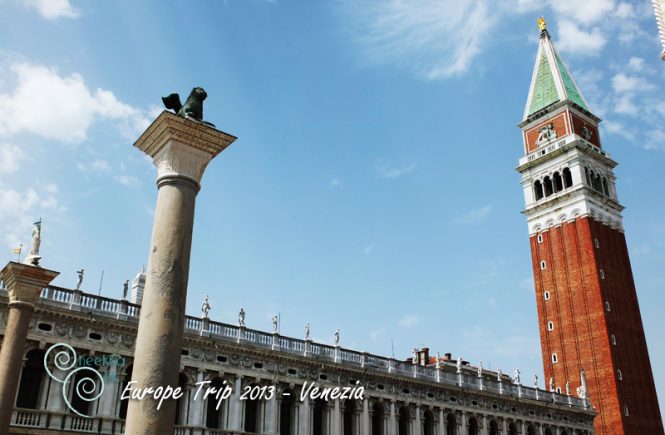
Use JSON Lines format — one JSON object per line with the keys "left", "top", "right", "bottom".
{"left": 0, "top": 262, "right": 59, "bottom": 307}
{"left": 135, "top": 111, "right": 237, "bottom": 186}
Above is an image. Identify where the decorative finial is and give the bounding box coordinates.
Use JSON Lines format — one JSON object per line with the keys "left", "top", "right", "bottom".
{"left": 538, "top": 16, "right": 547, "bottom": 32}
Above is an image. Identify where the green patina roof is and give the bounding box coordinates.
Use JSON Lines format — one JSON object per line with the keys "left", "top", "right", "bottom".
{"left": 528, "top": 49, "right": 559, "bottom": 115}
{"left": 525, "top": 34, "right": 590, "bottom": 119}
{"left": 553, "top": 49, "right": 589, "bottom": 112}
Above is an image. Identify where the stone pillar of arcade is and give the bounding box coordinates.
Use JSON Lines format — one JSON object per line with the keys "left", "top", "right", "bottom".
{"left": 0, "top": 262, "right": 59, "bottom": 432}
{"left": 123, "top": 109, "right": 236, "bottom": 435}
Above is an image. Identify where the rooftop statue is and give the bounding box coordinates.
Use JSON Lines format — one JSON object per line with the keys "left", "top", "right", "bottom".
{"left": 162, "top": 87, "right": 215, "bottom": 127}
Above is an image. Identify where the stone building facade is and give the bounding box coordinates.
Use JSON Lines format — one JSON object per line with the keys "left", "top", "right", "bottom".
{"left": 0, "top": 279, "right": 594, "bottom": 435}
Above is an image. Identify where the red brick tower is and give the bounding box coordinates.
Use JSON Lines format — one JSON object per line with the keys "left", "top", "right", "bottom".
{"left": 516, "top": 19, "right": 663, "bottom": 435}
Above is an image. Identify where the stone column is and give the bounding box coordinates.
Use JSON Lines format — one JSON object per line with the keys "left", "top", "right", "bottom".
{"left": 124, "top": 111, "right": 236, "bottom": 435}
{"left": 298, "top": 395, "right": 310, "bottom": 434}
{"left": 98, "top": 363, "right": 120, "bottom": 432}
{"left": 362, "top": 398, "right": 370, "bottom": 435}
{"left": 265, "top": 389, "right": 277, "bottom": 434}
{"left": 438, "top": 409, "right": 445, "bottom": 435}
{"left": 333, "top": 399, "right": 341, "bottom": 435}
{"left": 414, "top": 405, "right": 422, "bottom": 435}
{"left": 0, "top": 262, "right": 58, "bottom": 432}
{"left": 188, "top": 370, "right": 205, "bottom": 433}
{"left": 389, "top": 401, "right": 397, "bottom": 435}
{"left": 228, "top": 375, "right": 243, "bottom": 431}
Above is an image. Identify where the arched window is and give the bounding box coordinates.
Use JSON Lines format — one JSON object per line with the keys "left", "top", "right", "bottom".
{"left": 372, "top": 403, "right": 384, "bottom": 435}
{"left": 534, "top": 180, "right": 544, "bottom": 201}
{"left": 68, "top": 355, "right": 100, "bottom": 416}
{"left": 446, "top": 413, "right": 457, "bottom": 435}
{"left": 563, "top": 168, "right": 573, "bottom": 188}
{"left": 468, "top": 417, "right": 479, "bottom": 435}
{"left": 174, "top": 373, "right": 188, "bottom": 425}
{"left": 423, "top": 410, "right": 434, "bottom": 435}
{"left": 544, "top": 176, "right": 553, "bottom": 197}
{"left": 244, "top": 386, "right": 260, "bottom": 433}
{"left": 584, "top": 167, "right": 591, "bottom": 186}
{"left": 343, "top": 400, "right": 358, "bottom": 435}
{"left": 545, "top": 428, "right": 553, "bottom": 435}
{"left": 205, "top": 378, "right": 226, "bottom": 429}
{"left": 398, "top": 406, "right": 410, "bottom": 435}
{"left": 16, "top": 349, "right": 45, "bottom": 409}
{"left": 118, "top": 364, "right": 134, "bottom": 419}
{"left": 280, "top": 388, "right": 296, "bottom": 435}
{"left": 602, "top": 178, "right": 609, "bottom": 196}
{"left": 508, "top": 423, "right": 518, "bottom": 435}
{"left": 313, "top": 399, "right": 327, "bottom": 435}
{"left": 489, "top": 420, "right": 500, "bottom": 435}
{"left": 553, "top": 172, "right": 563, "bottom": 192}
{"left": 527, "top": 425, "right": 537, "bottom": 435}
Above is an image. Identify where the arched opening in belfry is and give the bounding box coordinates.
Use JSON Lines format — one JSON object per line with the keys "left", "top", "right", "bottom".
{"left": 205, "top": 377, "right": 226, "bottom": 429}
{"left": 118, "top": 364, "right": 133, "bottom": 419}
{"left": 508, "top": 422, "right": 518, "bottom": 435}
{"left": 563, "top": 167, "right": 573, "bottom": 188}
{"left": 342, "top": 400, "right": 357, "bottom": 435}
{"left": 243, "top": 385, "right": 260, "bottom": 433}
{"left": 489, "top": 419, "right": 500, "bottom": 435}
{"left": 468, "top": 416, "right": 479, "bottom": 435}
{"left": 16, "top": 349, "right": 45, "bottom": 409}
{"left": 312, "top": 398, "right": 327, "bottom": 435}
{"left": 534, "top": 180, "right": 544, "bottom": 200}
{"left": 553, "top": 171, "right": 563, "bottom": 192}
{"left": 372, "top": 403, "right": 384, "bottom": 435}
{"left": 174, "top": 373, "right": 188, "bottom": 425}
{"left": 422, "top": 409, "right": 434, "bottom": 435}
{"left": 280, "top": 388, "right": 296, "bottom": 435}
{"left": 398, "top": 405, "right": 410, "bottom": 435}
{"left": 602, "top": 178, "right": 609, "bottom": 196}
{"left": 446, "top": 413, "right": 457, "bottom": 435}
{"left": 543, "top": 176, "right": 553, "bottom": 197}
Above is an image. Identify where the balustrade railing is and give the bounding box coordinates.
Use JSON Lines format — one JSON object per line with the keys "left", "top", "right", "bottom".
{"left": 1, "top": 285, "right": 589, "bottom": 410}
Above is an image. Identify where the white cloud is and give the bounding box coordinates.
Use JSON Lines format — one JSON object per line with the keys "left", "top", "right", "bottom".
{"left": 115, "top": 174, "right": 140, "bottom": 187}
{"left": 0, "top": 183, "right": 61, "bottom": 248}
{"left": 626, "top": 57, "right": 645, "bottom": 72}
{"left": 550, "top": 0, "right": 615, "bottom": 24}
{"left": 76, "top": 158, "right": 111, "bottom": 173}
{"left": 603, "top": 120, "right": 635, "bottom": 141}
{"left": 614, "top": 94, "right": 638, "bottom": 115}
{"left": 611, "top": 73, "right": 654, "bottom": 93}
{"left": 399, "top": 314, "right": 420, "bottom": 328}
{"left": 645, "top": 130, "right": 665, "bottom": 150}
{"left": 23, "top": 0, "right": 80, "bottom": 20}
{"left": 0, "top": 143, "right": 25, "bottom": 174}
{"left": 455, "top": 204, "right": 493, "bottom": 224}
{"left": 339, "top": 0, "right": 494, "bottom": 80}
{"left": 0, "top": 62, "right": 137, "bottom": 143}
{"left": 376, "top": 162, "right": 416, "bottom": 179}
{"left": 556, "top": 20, "right": 606, "bottom": 55}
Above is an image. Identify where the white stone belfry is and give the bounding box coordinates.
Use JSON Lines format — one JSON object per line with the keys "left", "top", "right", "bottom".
{"left": 130, "top": 266, "right": 146, "bottom": 305}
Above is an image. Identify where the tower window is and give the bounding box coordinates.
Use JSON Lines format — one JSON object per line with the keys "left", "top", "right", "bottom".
{"left": 551, "top": 353, "right": 558, "bottom": 364}
{"left": 606, "top": 301, "right": 611, "bottom": 312}
{"left": 611, "top": 334, "right": 617, "bottom": 345}
{"left": 537, "top": 234, "right": 543, "bottom": 244}
{"left": 617, "top": 369, "right": 623, "bottom": 380}
{"left": 540, "top": 261, "right": 547, "bottom": 270}
{"left": 594, "top": 239, "right": 599, "bottom": 248}
{"left": 553, "top": 171, "right": 563, "bottom": 192}
{"left": 534, "top": 180, "right": 544, "bottom": 201}
{"left": 563, "top": 168, "right": 573, "bottom": 188}
{"left": 544, "top": 176, "right": 553, "bottom": 197}
{"left": 599, "top": 269, "right": 605, "bottom": 279}
{"left": 624, "top": 405, "right": 629, "bottom": 416}
{"left": 547, "top": 321, "right": 554, "bottom": 331}
{"left": 556, "top": 387, "right": 562, "bottom": 394}
{"left": 544, "top": 291, "right": 551, "bottom": 300}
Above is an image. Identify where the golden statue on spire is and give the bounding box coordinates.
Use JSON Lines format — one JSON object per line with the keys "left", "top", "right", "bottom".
{"left": 538, "top": 16, "right": 547, "bottom": 32}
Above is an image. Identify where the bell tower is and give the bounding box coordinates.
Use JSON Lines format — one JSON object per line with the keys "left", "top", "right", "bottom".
{"left": 516, "top": 18, "right": 663, "bottom": 435}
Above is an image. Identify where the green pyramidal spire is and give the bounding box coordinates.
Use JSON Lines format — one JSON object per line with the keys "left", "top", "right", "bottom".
{"left": 524, "top": 19, "right": 590, "bottom": 121}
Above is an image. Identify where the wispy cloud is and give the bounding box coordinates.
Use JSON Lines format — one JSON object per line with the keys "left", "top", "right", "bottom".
{"left": 399, "top": 314, "right": 421, "bottom": 328}
{"left": 339, "top": 0, "right": 494, "bottom": 80}
{"left": 455, "top": 204, "right": 493, "bottom": 224}
{"left": 0, "top": 143, "right": 25, "bottom": 175}
{"left": 115, "top": 174, "right": 140, "bottom": 187}
{"left": 376, "top": 162, "right": 416, "bottom": 179}
{"left": 23, "top": 0, "right": 80, "bottom": 20}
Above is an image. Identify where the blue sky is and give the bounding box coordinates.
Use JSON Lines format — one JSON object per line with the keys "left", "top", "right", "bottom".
{"left": 0, "top": 0, "right": 663, "bottom": 416}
